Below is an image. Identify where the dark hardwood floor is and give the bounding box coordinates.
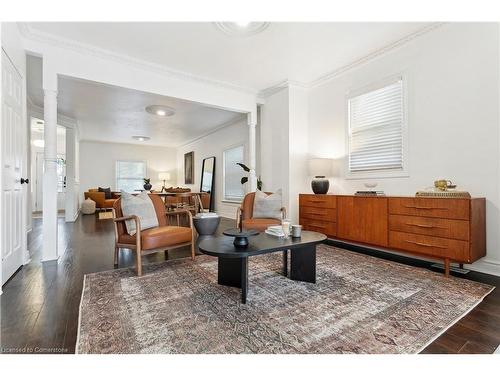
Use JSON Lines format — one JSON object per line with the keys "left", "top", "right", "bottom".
{"left": 0, "top": 214, "right": 499, "bottom": 354}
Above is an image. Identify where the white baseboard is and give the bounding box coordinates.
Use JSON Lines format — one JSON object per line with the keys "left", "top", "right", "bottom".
{"left": 23, "top": 255, "right": 31, "bottom": 265}
{"left": 465, "top": 258, "right": 500, "bottom": 277}
{"left": 65, "top": 208, "right": 81, "bottom": 222}
{"left": 41, "top": 256, "right": 60, "bottom": 263}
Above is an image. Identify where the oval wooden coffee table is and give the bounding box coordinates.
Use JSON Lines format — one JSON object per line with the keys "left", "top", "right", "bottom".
{"left": 198, "top": 231, "right": 326, "bottom": 303}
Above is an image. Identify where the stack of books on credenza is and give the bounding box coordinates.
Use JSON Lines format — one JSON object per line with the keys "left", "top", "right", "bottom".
{"left": 354, "top": 191, "right": 385, "bottom": 196}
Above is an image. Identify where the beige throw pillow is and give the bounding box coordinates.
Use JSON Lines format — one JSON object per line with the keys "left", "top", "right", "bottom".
{"left": 253, "top": 189, "right": 283, "bottom": 220}
{"left": 120, "top": 191, "right": 159, "bottom": 235}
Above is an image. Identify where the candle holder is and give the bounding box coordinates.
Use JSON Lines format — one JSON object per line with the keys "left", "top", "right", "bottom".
{"left": 223, "top": 228, "right": 259, "bottom": 247}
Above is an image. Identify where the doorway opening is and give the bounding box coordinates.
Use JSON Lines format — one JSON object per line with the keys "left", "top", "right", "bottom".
{"left": 30, "top": 117, "right": 66, "bottom": 219}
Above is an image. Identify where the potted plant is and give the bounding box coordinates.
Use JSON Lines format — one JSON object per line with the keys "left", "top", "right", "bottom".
{"left": 143, "top": 178, "right": 152, "bottom": 191}
{"left": 237, "top": 163, "right": 263, "bottom": 190}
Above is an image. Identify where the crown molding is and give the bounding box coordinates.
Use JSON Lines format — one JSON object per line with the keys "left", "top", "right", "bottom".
{"left": 257, "top": 23, "right": 446, "bottom": 97}
{"left": 258, "top": 80, "right": 290, "bottom": 99}
{"left": 308, "top": 22, "right": 446, "bottom": 89}
{"left": 18, "top": 23, "right": 259, "bottom": 96}
{"left": 179, "top": 114, "right": 247, "bottom": 148}
{"left": 258, "top": 79, "right": 309, "bottom": 99}
{"left": 19, "top": 22, "right": 445, "bottom": 103}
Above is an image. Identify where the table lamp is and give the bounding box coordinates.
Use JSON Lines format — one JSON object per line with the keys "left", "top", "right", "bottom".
{"left": 158, "top": 172, "right": 171, "bottom": 193}
{"left": 308, "top": 158, "right": 334, "bottom": 194}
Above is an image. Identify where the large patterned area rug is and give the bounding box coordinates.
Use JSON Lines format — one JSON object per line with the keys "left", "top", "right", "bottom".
{"left": 77, "top": 245, "right": 493, "bottom": 354}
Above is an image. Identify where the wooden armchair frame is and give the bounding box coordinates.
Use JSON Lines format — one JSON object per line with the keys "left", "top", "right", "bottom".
{"left": 113, "top": 209, "right": 195, "bottom": 276}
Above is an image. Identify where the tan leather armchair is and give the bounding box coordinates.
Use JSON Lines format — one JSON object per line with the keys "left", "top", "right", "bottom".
{"left": 84, "top": 189, "right": 119, "bottom": 210}
{"left": 113, "top": 194, "right": 195, "bottom": 276}
{"left": 236, "top": 192, "right": 287, "bottom": 232}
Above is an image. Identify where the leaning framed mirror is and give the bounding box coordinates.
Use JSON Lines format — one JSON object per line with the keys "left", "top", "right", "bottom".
{"left": 200, "top": 156, "right": 216, "bottom": 212}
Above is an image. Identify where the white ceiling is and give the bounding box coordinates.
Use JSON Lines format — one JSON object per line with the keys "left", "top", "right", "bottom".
{"left": 27, "top": 22, "right": 431, "bottom": 91}
{"left": 27, "top": 56, "right": 244, "bottom": 147}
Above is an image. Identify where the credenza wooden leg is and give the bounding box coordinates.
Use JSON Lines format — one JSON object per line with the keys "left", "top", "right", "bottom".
{"left": 444, "top": 258, "right": 450, "bottom": 277}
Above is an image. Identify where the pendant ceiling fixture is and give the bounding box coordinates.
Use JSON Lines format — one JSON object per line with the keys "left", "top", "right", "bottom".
{"left": 214, "top": 22, "right": 270, "bottom": 37}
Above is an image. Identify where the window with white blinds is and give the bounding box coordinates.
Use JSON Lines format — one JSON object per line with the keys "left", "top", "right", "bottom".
{"left": 348, "top": 78, "right": 405, "bottom": 174}
{"left": 116, "top": 160, "right": 146, "bottom": 192}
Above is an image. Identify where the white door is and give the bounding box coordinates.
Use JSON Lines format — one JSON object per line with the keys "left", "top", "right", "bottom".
{"left": 2, "top": 50, "right": 26, "bottom": 284}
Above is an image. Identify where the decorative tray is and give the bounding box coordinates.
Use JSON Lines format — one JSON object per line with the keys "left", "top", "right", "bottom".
{"left": 415, "top": 191, "right": 471, "bottom": 198}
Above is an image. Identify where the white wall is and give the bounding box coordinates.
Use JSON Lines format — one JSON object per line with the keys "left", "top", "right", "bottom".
{"left": 288, "top": 86, "right": 310, "bottom": 222}
{"left": 260, "top": 88, "right": 290, "bottom": 207}
{"left": 176, "top": 119, "right": 249, "bottom": 218}
{"left": 79, "top": 141, "right": 178, "bottom": 196}
{"left": 260, "top": 86, "right": 310, "bottom": 223}
{"left": 65, "top": 126, "right": 79, "bottom": 222}
{"left": 307, "top": 23, "right": 500, "bottom": 274}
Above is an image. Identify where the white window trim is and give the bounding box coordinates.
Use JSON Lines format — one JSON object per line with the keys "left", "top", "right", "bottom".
{"left": 222, "top": 143, "right": 246, "bottom": 203}
{"left": 344, "top": 73, "right": 409, "bottom": 180}
{"left": 115, "top": 160, "right": 147, "bottom": 191}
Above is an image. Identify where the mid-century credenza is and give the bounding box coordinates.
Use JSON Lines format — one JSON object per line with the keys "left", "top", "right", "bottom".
{"left": 299, "top": 194, "right": 486, "bottom": 276}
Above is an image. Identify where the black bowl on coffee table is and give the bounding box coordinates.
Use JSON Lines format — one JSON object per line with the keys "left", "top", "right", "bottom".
{"left": 223, "top": 228, "right": 259, "bottom": 248}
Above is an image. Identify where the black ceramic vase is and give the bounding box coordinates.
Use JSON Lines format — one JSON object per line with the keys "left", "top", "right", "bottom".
{"left": 143, "top": 183, "right": 152, "bottom": 191}
{"left": 311, "top": 176, "right": 329, "bottom": 194}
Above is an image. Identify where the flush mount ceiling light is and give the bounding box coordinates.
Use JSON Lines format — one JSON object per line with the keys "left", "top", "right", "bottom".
{"left": 132, "top": 136, "right": 150, "bottom": 142}
{"left": 145, "top": 105, "right": 175, "bottom": 117}
{"left": 214, "top": 22, "right": 270, "bottom": 37}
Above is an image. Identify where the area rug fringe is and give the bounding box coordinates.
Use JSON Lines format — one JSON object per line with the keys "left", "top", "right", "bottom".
{"left": 417, "top": 286, "right": 495, "bottom": 353}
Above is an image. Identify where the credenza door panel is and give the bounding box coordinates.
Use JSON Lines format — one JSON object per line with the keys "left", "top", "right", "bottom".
{"left": 337, "top": 196, "right": 388, "bottom": 247}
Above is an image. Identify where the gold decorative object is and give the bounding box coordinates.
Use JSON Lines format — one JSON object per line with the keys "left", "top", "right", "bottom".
{"left": 416, "top": 191, "right": 471, "bottom": 198}
{"left": 417, "top": 179, "right": 469, "bottom": 198}
{"left": 434, "top": 179, "right": 457, "bottom": 191}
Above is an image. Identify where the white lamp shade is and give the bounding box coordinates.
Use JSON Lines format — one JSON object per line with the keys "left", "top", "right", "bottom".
{"left": 308, "top": 158, "right": 334, "bottom": 177}
{"left": 158, "top": 172, "right": 171, "bottom": 181}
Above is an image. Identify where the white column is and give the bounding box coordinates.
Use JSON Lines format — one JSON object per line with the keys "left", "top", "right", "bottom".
{"left": 247, "top": 111, "right": 257, "bottom": 192}
{"left": 42, "top": 88, "right": 59, "bottom": 261}
{"left": 65, "top": 127, "right": 76, "bottom": 222}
